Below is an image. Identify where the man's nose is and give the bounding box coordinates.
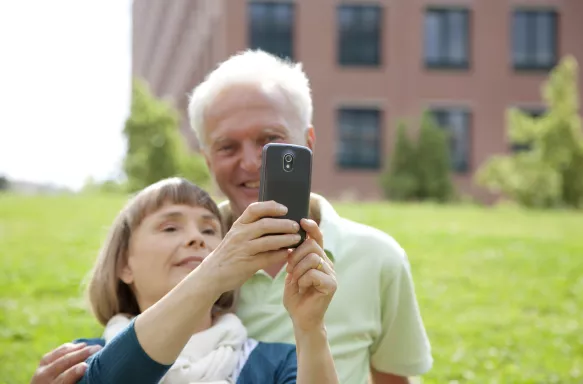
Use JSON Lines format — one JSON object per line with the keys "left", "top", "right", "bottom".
{"left": 240, "top": 143, "right": 262, "bottom": 173}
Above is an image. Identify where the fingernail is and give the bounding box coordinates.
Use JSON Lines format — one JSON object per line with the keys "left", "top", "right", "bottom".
{"left": 278, "top": 204, "right": 288, "bottom": 214}
{"left": 292, "top": 222, "right": 299, "bottom": 230}
{"left": 89, "top": 345, "right": 102, "bottom": 353}
{"left": 76, "top": 362, "right": 88, "bottom": 374}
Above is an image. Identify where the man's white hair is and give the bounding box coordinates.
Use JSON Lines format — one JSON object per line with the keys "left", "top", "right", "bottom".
{"left": 187, "top": 49, "right": 313, "bottom": 148}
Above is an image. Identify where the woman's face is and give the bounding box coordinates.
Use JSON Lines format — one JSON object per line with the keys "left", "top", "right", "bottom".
{"left": 119, "top": 203, "right": 223, "bottom": 311}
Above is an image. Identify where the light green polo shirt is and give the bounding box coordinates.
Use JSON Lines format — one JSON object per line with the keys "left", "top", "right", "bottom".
{"left": 219, "top": 194, "right": 433, "bottom": 383}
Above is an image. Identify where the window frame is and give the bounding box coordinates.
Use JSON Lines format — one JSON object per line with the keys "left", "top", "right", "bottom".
{"left": 337, "top": 4, "right": 383, "bottom": 67}
{"left": 511, "top": 8, "right": 558, "bottom": 71}
{"left": 336, "top": 107, "right": 383, "bottom": 170}
{"left": 424, "top": 7, "right": 471, "bottom": 70}
{"left": 429, "top": 107, "right": 472, "bottom": 173}
{"left": 248, "top": 1, "right": 296, "bottom": 60}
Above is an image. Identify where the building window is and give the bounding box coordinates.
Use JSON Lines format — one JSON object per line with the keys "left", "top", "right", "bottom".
{"left": 248, "top": 2, "right": 294, "bottom": 60}
{"left": 337, "top": 108, "right": 382, "bottom": 170}
{"left": 512, "top": 10, "right": 558, "bottom": 71}
{"left": 337, "top": 5, "right": 382, "bottom": 66}
{"left": 510, "top": 107, "right": 546, "bottom": 152}
{"left": 431, "top": 108, "right": 471, "bottom": 173}
{"left": 424, "top": 8, "right": 470, "bottom": 69}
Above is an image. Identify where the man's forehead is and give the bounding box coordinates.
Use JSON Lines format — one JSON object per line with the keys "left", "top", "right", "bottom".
{"left": 206, "top": 83, "right": 286, "bottom": 118}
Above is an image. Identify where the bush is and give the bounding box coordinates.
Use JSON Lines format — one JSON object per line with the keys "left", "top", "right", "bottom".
{"left": 123, "top": 78, "right": 210, "bottom": 192}
{"left": 380, "top": 121, "right": 418, "bottom": 200}
{"left": 416, "top": 111, "right": 454, "bottom": 202}
{"left": 476, "top": 55, "right": 583, "bottom": 209}
{"left": 380, "top": 112, "right": 454, "bottom": 202}
{"left": 0, "top": 176, "right": 9, "bottom": 191}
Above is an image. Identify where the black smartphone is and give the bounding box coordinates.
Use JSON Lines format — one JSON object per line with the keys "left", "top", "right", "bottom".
{"left": 259, "top": 143, "right": 313, "bottom": 247}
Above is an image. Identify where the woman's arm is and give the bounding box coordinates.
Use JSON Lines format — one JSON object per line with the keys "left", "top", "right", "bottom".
{"left": 283, "top": 219, "right": 339, "bottom": 384}
{"left": 133, "top": 269, "right": 219, "bottom": 364}
{"left": 294, "top": 327, "right": 338, "bottom": 384}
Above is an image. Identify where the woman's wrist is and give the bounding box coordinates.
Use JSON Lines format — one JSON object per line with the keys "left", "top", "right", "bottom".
{"left": 183, "top": 263, "right": 224, "bottom": 305}
{"left": 293, "top": 323, "right": 328, "bottom": 345}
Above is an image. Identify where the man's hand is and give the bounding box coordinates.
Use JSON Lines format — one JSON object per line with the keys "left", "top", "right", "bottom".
{"left": 30, "top": 342, "right": 101, "bottom": 384}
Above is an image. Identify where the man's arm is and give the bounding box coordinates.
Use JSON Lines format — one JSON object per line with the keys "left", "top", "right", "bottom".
{"left": 370, "top": 367, "right": 411, "bottom": 384}
{"left": 369, "top": 239, "right": 433, "bottom": 379}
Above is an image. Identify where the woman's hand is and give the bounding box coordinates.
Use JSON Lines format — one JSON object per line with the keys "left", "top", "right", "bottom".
{"left": 283, "top": 219, "right": 336, "bottom": 333}
{"left": 200, "top": 200, "right": 301, "bottom": 297}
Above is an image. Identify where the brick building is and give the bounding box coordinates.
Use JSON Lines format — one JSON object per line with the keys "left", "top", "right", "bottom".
{"left": 132, "top": 0, "right": 583, "bottom": 200}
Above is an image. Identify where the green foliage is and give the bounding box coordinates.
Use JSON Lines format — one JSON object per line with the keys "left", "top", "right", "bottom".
{"left": 380, "top": 112, "right": 454, "bottom": 202}
{"left": 81, "top": 176, "right": 127, "bottom": 195}
{"left": 380, "top": 121, "right": 418, "bottom": 200}
{"left": 476, "top": 55, "right": 583, "bottom": 209}
{"left": 416, "top": 111, "right": 454, "bottom": 202}
{"left": 0, "top": 175, "right": 9, "bottom": 191}
{"left": 123, "top": 78, "right": 210, "bottom": 192}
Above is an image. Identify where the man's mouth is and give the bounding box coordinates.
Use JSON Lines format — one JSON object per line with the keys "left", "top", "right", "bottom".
{"left": 242, "top": 181, "right": 260, "bottom": 189}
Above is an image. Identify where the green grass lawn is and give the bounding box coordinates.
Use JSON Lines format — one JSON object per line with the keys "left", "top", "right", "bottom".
{"left": 1, "top": 193, "right": 582, "bottom": 383}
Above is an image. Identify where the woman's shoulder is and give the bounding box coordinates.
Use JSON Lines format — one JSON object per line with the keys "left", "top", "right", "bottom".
{"left": 236, "top": 340, "right": 297, "bottom": 383}
{"left": 252, "top": 341, "right": 296, "bottom": 358}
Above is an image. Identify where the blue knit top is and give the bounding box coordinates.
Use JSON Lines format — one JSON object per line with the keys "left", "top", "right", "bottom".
{"left": 74, "top": 319, "right": 297, "bottom": 383}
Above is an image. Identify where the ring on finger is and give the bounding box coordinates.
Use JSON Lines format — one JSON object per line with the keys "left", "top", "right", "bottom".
{"left": 316, "top": 256, "right": 324, "bottom": 271}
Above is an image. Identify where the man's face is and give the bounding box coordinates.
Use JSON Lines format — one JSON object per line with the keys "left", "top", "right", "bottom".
{"left": 202, "top": 84, "right": 314, "bottom": 218}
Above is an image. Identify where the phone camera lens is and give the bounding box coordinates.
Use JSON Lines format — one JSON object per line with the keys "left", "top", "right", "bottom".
{"left": 284, "top": 154, "right": 293, "bottom": 163}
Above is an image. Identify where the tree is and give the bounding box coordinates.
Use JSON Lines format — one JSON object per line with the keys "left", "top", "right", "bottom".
{"left": 123, "top": 78, "right": 210, "bottom": 192}
{"left": 380, "top": 121, "right": 418, "bottom": 200}
{"left": 416, "top": 111, "right": 454, "bottom": 202}
{"left": 380, "top": 113, "right": 454, "bottom": 202}
{"left": 0, "top": 175, "right": 9, "bottom": 191}
{"left": 476, "top": 55, "right": 583, "bottom": 209}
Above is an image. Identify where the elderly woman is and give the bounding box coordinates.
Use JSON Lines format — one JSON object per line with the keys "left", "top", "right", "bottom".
{"left": 73, "top": 177, "right": 338, "bottom": 383}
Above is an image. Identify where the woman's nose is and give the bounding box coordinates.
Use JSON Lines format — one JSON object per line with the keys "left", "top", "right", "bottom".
{"left": 185, "top": 229, "right": 205, "bottom": 248}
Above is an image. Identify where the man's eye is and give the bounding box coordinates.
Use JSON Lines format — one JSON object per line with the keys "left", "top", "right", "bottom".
{"left": 267, "top": 135, "right": 281, "bottom": 142}
{"left": 218, "top": 144, "right": 234, "bottom": 152}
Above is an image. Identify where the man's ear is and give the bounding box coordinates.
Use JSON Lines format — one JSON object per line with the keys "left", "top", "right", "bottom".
{"left": 305, "top": 126, "right": 316, "bottom": 151}
{"left": 119, "top": 263, "right": 134, "bottom": 285}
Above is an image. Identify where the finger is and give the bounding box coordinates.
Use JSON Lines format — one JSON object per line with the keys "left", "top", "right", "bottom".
{"left": 236, "top": 201, "right": 288, "bottom": 225}
{"left": 289, "top": 253, "right": 330, "bottom": 284}
{"left": 249, "top": 233, "right": 301, "bottom": 254}
{"left": 248, "top": 217, "right": 299, "bottom": 239}
{"left": 286, "top": 238, "right": 326, "bottom": 273}
{"left": 39, "top": 342, "right": 86, "bottom": 366}
{"left": 55, "top": 362, "right": 88, "bottom": 384}
{"left": 297, "top": 269, "right": 337, "bottom": 295}
{"left": 300, "top": 218, "right": 323, "bottom": 248}
{"left": 45, "top": 345, "right": 101, "bottom": 380}
{"left": 256, "top": 248, "right": 290, "bottom": 269}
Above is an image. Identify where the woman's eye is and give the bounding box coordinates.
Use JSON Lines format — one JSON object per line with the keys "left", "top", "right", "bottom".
{"left": 202, "top": 228, "right": 216, "bottom": 235}
{"left": 162, "top": 226, "right": 177, "bottom": 232}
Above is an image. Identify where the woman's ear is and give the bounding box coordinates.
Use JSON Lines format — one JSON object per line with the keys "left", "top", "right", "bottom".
{"left": 119, "top": 262, "right": 134, "bottom": 284}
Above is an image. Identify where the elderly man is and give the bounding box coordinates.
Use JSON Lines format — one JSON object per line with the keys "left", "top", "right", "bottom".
{"left": 31, "top": 50, "right": 432, "bottom": 384}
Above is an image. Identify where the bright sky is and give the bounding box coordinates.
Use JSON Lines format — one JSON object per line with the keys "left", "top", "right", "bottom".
{"left": 0, "top": 0, "right": 131, "bottom": 190}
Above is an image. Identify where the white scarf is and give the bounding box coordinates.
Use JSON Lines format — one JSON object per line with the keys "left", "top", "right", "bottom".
{"left": 104, "top": 313, "right": 248, "bottom": 384}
